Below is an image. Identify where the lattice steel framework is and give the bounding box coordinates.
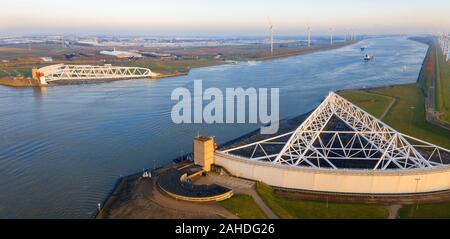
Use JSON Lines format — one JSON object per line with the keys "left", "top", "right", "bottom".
{"left": 219, "top": 92, "right": 450, "bottom": 170}
{"left": 439, "top": 33, "right": 450, "bottom": 62}
{"left": 38, "top": 64, "right": 152, "bottom": 82}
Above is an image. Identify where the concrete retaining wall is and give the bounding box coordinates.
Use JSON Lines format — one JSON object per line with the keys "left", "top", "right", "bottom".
{"left": 215, "top": 152, "right": 450, "bottom": 194}
{"left": 158, "top": 184, "right": 233, "bottom": 202}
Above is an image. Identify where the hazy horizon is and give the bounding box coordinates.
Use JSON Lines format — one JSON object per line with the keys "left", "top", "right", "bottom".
{"left": 1, "top": 0, "right": 449, "bottom": 36}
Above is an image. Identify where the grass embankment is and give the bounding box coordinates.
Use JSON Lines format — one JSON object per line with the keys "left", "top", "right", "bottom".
{"left": 339, "top": 90, "right": 394, "bottom": 118}
{"left": 218, "top": 194, "right": 268, "bottom": 219}
{"left": 251, "top": 41, "right": 358, "bottom": 61}
{"left": 338, "top": 84, "right": 450, "bottom": 148}
{"left": 0, "top": 67, "right": 32, "bottom": 78}
{"left": 417, "top": 40, "right": 435, "bottom": 97}
{"left": 399, "top": 202, "right": 450, "bottom": 219}
{"left": 435, "top": 42, "right": 450, "bottom": 123}
{"left": 255, "top": 182, "right": 389, "bottom": 219}
{"left": 122, "top": 59, "right": 224, "bottom": 76}
{"left": 0, "top": 77, "right": 38, "bottom": 87}
{"left": 0, "top": 64, "right": 34, "bottom": 87}
{"left": 133, "top": 42, "right": 357, "bottom": 75}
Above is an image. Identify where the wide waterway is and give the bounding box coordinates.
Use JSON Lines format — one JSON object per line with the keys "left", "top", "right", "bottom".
{"left": 0, "top": 37, "right": 427, "bottom": 218}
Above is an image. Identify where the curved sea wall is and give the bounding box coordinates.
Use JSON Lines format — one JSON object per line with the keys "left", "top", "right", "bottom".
{"left": 215, "top": 152, "right": 450, "bottom": 194}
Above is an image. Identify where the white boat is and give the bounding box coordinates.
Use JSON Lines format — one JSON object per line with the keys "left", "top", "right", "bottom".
{"left": 247, "top": 60, "right": 258, "bottom": 66}
{"left": 363, "top": 54, "right": 374, "bottom": 61}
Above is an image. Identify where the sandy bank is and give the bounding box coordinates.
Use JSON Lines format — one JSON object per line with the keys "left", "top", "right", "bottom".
{"left": 0, "top": 77, "right": 39, "bottom": 87}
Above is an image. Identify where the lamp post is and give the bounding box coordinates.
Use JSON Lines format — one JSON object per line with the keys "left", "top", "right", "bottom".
{"left": 409, "top": 106, "right": 415, "bottom": 133}
{"left": 415, "top": 178, "right": 421, "bottom": 210}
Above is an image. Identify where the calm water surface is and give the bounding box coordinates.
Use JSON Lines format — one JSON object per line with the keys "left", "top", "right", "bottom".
{"left": 0, "top": 37, "right": 427, "bottom": 218}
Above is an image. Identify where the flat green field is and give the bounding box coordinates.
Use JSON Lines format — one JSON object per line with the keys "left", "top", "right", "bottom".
{"left": 218, "top": 194, "right": 268, "bottom": 219}
{"left": 399, "top": 202, "right": 450, "bottom": 219}
{"left": 255, "top": 182, "right": 389, "bottom": 219}
{"left": 339, "top": 84, "right": 450, "bottom": 148}
{"left": 435, "top": 43, "right": 450, "bottom": 123}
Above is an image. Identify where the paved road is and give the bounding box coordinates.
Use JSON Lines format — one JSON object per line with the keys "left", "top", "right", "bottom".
{"left": 379, "top": 97, "right": 396, "bottom": 120}
{"left": 245, "top": 189, "right": 279, "bottom": 219}
{"left": 387, "top": 205, "right": 402, "bottom": 219}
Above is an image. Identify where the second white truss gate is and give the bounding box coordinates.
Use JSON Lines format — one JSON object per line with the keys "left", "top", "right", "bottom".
{"left": 38, "top": 64, "right": 153, "bottom": 82}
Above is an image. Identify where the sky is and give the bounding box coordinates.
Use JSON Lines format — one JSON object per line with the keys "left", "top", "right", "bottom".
{"left": 1, "top": 0, "right": 449, "bottom": 36}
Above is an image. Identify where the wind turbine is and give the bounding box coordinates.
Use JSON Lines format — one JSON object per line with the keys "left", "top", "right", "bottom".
{"left": 446, "top": 46, "right": 449, "bottom": 62}
{"left": 445, "top": 34, "right": 450, "bottom": 61}
{"left": 307, "top": 26, "right": 311, "bottom": 47}
{"left": 330, "top": 28, "right": 333, "bottom": 45}
{"left": 268, "top": 18, "right": 274, "bottom": 55}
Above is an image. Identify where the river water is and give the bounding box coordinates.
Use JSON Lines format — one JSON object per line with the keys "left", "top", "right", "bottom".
{"left": 0, "top": 37, "right": 427, "bottom": 218}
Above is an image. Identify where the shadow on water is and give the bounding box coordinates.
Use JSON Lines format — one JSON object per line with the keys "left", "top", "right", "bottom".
{"left": 33, "top": 87, "right": 47, "bottom": 100}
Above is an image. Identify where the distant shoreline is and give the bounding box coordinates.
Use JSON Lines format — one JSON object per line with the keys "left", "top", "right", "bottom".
{"left": 0, "top": 40, "right": 360, "bottom": 87}
{"left": 153, "top": 40, "right": 360, "bottom": 79}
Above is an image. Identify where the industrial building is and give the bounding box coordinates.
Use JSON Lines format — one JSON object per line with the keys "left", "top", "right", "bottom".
{"left": 99, "top": 49, "right": 142, "bottom": 58}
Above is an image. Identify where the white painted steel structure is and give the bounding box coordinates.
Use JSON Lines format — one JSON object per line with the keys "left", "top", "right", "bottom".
{"left": 38, "top": 64, "right": 152, "bottom": 83}
{"left": 219, "top": 92, "right": 449, "bottom": 171}
{"left": 439, "top": 33, "right": 450, "bottom": 62}
{"left": 214, "top": 152, "right": 450, "bottom": 194}
{"left": 216, "top": 92, "right": 450, "bottom": 194}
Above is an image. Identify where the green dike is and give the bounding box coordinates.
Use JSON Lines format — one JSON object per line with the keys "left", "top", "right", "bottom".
{"left": 123, "top": 59, "right": 224, "bottom": 74}
{"left": 338, "top": 90, "right": 394, "bottom": 118}
{"left": 218, "top": 194, "right": 268, "bottom": 219}
{"left": 435, "top": 42, "right": 450, "bottom": 123}
{"left": 399, "top": 202, "right": 450, "bottom": 219}
{"left": 255, "top": 182, "right": 389, "bottom": 219}
{"left": 338, "top": 84, "right": 450, "bottom": 148}
{"left": 2, "top": 68, "right": 32, "bottom": 77}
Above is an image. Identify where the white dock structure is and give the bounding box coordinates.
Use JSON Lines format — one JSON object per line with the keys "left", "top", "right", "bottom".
{"left": 36, "top": 64, "right": 153, "bottom": 85}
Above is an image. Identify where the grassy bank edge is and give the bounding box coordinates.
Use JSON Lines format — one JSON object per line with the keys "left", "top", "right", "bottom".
{"left": 218, "top": 194, "right": 268, "bottom": 219}
{"left": 399, "top": 201, "right": 450, "bottom": 219}
{"left": 255, "top": 182, "right": 389, "bottom": 219}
